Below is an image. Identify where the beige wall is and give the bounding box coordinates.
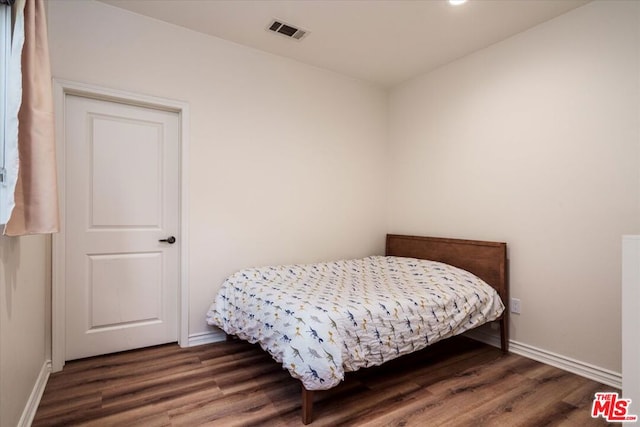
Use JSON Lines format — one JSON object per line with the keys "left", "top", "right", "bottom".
{"left": 388, "top": 0, "right": 640, "bottom": 372}
{"left": 0, "top": 235, "right": 49, "bottom": 427}
{"left": 46, "top": 0, "right": 389, "bottom": 338}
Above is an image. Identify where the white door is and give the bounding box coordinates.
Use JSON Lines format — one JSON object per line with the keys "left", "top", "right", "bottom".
{"left": 64, "top": 94, "right": 180, "bottom": 360}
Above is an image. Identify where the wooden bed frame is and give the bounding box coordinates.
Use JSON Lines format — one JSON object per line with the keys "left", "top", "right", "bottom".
{"left": 301, "top": 234, "right": 509, "bottom": 424}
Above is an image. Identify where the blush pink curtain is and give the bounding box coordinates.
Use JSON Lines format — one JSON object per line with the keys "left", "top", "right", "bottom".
{"left": 4, "top": 0, "right": 59, "bottom": 236}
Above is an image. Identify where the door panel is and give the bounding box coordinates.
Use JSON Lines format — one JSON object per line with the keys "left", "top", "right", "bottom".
{"left": 65, "top": 95, "right": 179, "bottom": 361}
{"left": 90, "top": 115, "right": 163, "bottom": 227}
{"left": 88, "top": 252, "right": 162, "bottom": 328}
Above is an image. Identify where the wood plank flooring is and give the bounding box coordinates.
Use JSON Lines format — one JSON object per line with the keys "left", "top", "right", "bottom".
{"left": 33, "top": 336, "right": 617, "bottom": 426}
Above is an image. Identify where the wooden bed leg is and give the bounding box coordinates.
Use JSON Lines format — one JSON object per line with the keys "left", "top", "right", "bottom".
{"left": 500, "top": 316, "right": 509, "bottom": 353}
{"left": 302, "top": 386, "right": 314, "bottom": 425}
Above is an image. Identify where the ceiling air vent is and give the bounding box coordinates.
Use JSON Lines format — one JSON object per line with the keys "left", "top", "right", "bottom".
{"left": 267, "top": 19, "right": 308, "bottom": 41}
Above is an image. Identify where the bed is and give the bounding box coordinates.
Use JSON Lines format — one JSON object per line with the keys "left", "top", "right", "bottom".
{"left": 206, "top": 234, "right": 508, "bottom": 424}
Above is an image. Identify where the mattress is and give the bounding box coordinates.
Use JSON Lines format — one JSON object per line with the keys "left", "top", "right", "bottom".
{"left": 206, "top": 255, "right": 504, "bottom": 390}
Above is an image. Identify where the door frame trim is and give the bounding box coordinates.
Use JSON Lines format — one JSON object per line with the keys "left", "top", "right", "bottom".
{"left": 52, "top": 79, "right": 190, "bottom": 372}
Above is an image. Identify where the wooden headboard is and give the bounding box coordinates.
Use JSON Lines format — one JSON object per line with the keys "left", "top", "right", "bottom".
{"left": 386, "top": 234, "right": 509, "bottom": 351}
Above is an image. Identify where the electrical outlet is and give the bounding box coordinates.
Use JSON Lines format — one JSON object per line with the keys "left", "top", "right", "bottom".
{"left": 511, "top": 298, "right": 521, "bottom": 314}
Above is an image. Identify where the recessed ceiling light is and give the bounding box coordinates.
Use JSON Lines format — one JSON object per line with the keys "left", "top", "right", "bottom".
{"left": 449, "top": 0, "right": 467, "bottom": 5}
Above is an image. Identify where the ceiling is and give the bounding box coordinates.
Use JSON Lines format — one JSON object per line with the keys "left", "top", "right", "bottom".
{"left": 98, "top": 0, "right": 590, "bottom": 87}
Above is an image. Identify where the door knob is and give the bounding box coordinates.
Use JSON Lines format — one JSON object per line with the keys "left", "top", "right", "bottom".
{"left": 159, "top": 236, "right": 176, "bottom": 244}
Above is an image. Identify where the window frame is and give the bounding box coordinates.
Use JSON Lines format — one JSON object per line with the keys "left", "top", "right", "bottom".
{"left": 0, "top": 2, "right": 16, "bottom": 226}
{"left": 0, "top": 4, "right": 9, "bottom": 187}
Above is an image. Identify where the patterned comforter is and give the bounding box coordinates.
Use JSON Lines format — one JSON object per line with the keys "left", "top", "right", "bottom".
{"left": 206, "top": 256, "right": 504, "bottom": 391}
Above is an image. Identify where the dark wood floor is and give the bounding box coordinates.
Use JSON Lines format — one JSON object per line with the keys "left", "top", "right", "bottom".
{"left": 33, "top": 336, "right": 617, "bottom": 426}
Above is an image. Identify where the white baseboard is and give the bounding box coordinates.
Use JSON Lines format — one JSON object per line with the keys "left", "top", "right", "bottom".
{"left": 464, "top": 328, "right": 622, "bottom": 389}
{"left": 18, "top": 359, "right": 51, "bottom": 427}
{"left": 187, "top": 330, "right": 226, "bottom": 347}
